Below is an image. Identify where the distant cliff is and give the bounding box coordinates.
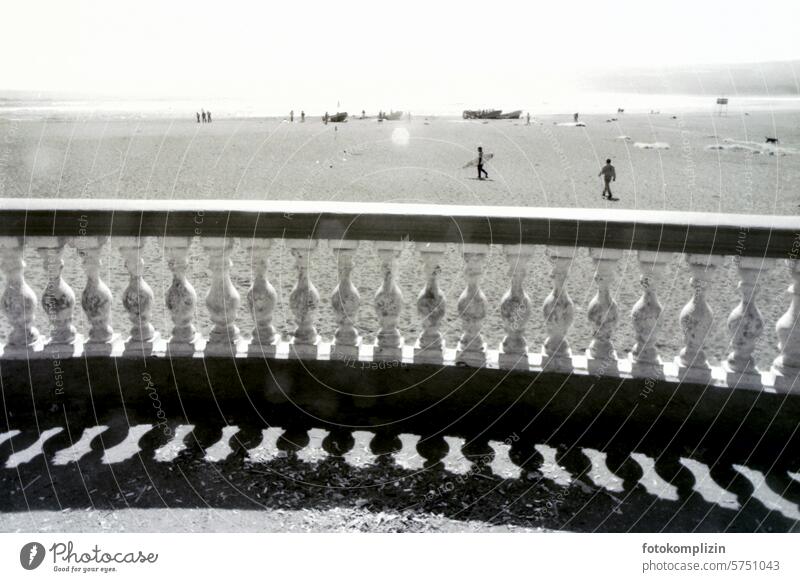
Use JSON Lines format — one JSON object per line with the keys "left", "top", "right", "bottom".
{"left": 586, "top": 60, "right": 799, "bottom": 95}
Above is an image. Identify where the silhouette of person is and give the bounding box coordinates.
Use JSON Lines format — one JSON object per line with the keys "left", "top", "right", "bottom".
{"left": 477, "top": 146, "right": 489, "bottom": 180}
{"left": 599, "top": 158, "right": 616, "bottom": 198}
{"left": 573, "top": 112, "right": 579, "bottom": 123}
{"left": 526, "top": 112, "right": 530, "bottom": 125}
{"left": 324, "top": 112, "right": 329, "bottom": 124}
{"left": 290, "top": 110, "right": 294, "bottom": 122}
{"left": 362, "top": 109, "right": 365, "bottom": 119}
{"left": 207, "top": 110, "right": 212, "bottom": 123}
{"left": 196, "top": 112, "right": 200, "bottom": 123}
{"left": 201, "top": 110, "right": 207, "bottom": 123}
{"left": 301, "top": 110, "right": 305, "bottom": 122}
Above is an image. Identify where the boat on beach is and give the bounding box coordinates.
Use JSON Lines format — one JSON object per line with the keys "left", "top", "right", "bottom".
{"left": 498, "top": 110, "right": 522, "bottom": 119}
{"left": 463, "top": 109, "right": 502, "bottom": 119}
{"left": 380, "top": 110, "right": 404, "bottom": 121}
{"left": 328, "top": 112, "right": 348, "bottom": 122}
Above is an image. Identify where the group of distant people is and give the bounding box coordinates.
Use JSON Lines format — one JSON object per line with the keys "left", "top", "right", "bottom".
{"left": 289, "top": 110, "right": 306, "bottom": 122}
{"left": 196, "top": 109, "right": 212, "bottom": 123}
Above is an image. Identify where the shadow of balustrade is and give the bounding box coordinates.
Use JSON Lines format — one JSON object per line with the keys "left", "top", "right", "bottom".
{"left": 2, "top": 410, "right": 798, "bottom": 532}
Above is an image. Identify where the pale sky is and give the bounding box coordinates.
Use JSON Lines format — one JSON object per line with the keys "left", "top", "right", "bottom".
{"left": 1, "top": 0, "right": 798, "bottom": 99}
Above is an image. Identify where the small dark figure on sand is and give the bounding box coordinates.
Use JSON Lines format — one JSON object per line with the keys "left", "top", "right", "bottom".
{"left": 207, "top": 110, "right": 212, "bottom": 123}
{"left": 573, "top": 112, "right": 579, "bottom": 123}
{"left": 290, "top": 110, "right": 294, "bottom": 122}
{"left": 477, "top": 146, "right": 489, "bottom": 180}
{"left": 599, "top": 158, "right": 616, "bottom": 198}
{"left": 301, "top": 110, "right": 305, "bottom": 122}
{"left": 324, "top": 112, "right": 329, "bottom": 124}
{"left": 196, "top": 112, "right": 200, "bottom": 123}
{"left": 526, "top": 112, "right": 530, "bottom": 125}
{"left": 201, "top": 110, "right": 207, "bottom": 123}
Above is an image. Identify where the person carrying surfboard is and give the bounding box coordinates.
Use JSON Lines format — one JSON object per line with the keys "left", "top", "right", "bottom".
{"left": 477, "top": 146, "right": 489, "bottom": 180}
{"left": 599, "top": 158, "right": 616, "bottom": 199}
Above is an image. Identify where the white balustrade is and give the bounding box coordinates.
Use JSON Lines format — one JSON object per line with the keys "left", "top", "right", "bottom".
{"left": 204, "top": 237, "right": 241, "bottom": 356}
{"left": 415, "top": 242, "right": 447, "bottom": 364}
{"left": 373, "top": 241, "right": 404, "bottom": 361}
{"left": 456, "top": 244, "right": 490, "bottom": 366}
{"left": 118, "top": 237, "right": 158, "bottom": 355}
{"left": 0, "top": 220, "right": 795, "bottom": 396}
{"left": 630, "top": 251, "right": 670, "bottom": 378}
{"left": 771, "top": 259, "right": 800, "bottom": 392}
{"left": 164, "top": 237, "right": 199, "bottom": 355}
{"left": 724, "top": 257, "right": 769, "bottom": 389}
{"left": 499, "top": 245, "right": 533, "bottom": 370}
{"left": 75, "top": 236, "right": 115, "bottom": 355}
{"left": 287, "top": 239, "right": 320, "bottom": 359}
{"left": 33, "top": 236, "right": 78, "bottom": 356}
{"left": 675, "top": 254, "right": 724, "bottom": 382}
{"left": 329, "top": 240, "right": 361, "bottom": 360}
{"left": 541, "top": 246, "right": 575, "bottom": 372}
{"left": 585, "top": 248, "right": 623, "bottom": 374}
{"left": 0, "top": 237, "right": 41, "bottom": 356}
{"left": 247, "top": 239, "right": 281, "bottom": 357}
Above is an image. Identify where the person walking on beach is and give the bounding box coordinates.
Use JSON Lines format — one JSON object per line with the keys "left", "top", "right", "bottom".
{"left": 196, "top": 112, "right": 200, "bottom": 123}
{"left": 324, "top": 112, "right": 329, "bottom": 124}
{"left": 477, "top": 146, "right": 489, "bottom": 180}
{"left": 201, "top": 109, "right": 207, "bottom": 123}
{"left": 207, "top": 110, "right": 212, "bottom": 123}
{"left": 301, "top": 110, "right": 305, "bottom": 122}
{"left": 573, "top": 112, "right": 579, "bottom": 123}
{"left": 599, "top": 158, "right": 616, "bottom": 199}
{"left": 526, "top": 112, "right": 530, "bottom": 125}
{"left": 290, "top": 110, "right": 294, "bottom": 122}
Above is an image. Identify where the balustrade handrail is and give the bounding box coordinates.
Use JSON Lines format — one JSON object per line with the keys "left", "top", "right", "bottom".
{"left": 1, "top": 198, "right": 798, "bottom": 257}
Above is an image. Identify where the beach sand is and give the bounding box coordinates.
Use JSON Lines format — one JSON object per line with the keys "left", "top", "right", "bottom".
{"left": 1, "top": 112, "right": 799, "bottom": 368}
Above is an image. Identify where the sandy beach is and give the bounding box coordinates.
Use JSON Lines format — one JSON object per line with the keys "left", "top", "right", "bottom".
{"left": 1, "top": 111, "right": 799, "bottom": 367}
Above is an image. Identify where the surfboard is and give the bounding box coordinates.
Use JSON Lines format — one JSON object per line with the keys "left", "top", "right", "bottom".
{"left": 462, "top": 153, "right": 494, "bottom": 168}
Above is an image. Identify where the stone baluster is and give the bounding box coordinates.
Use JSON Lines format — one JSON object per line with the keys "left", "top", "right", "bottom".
{"left": 373, "top": 241, "right": 404, "bottom": 361}
{"left": 724, "top": 257, "right": 769, "bottom": 389}
{"left": 499, "top": 245, "right": 533, "bottom": 370}
{"left": 675, "top": 254, "right": 723, "bottom": 382}
{"left": 456, "top": 244, "right": 489, "bottom": 366}
{"left": 541, "top": 246, "right": 576, "bottom": 372}
{"left": 246, "top": 239, "right": 281, "bottom": 357}
{"left": 287, "top": 239, "right": 320, "bottom": 358}
{"left": 771, "top": 259, "right": 800, "bottom": 392}
{"left": 33, "top": 237, "right": 77, "bottom": 356}
{"left": 329, "top": 240, "right": 360, "bottom": 360}
{"left": 630, "top": 250, "right": 671, "bottom": 378}
{"left": 75, "top": 236, "right": 115, "bottom": 355}
{"left": 164, "top": 237, "right": 199, "bottom": 355}
{"left": 0, "top": 237, "right": 41, "bottom": 356}
{"left": 585, "top": 247, "right": 623, "bottom": 374}
{"left": 118, "top": 237, "right": 158, "bottom": 355}
{"left": 415, "top": 242, "right": 447, "bottom": 364}
{"left": 204, "top": 237, "right": 241, "bottom": 356}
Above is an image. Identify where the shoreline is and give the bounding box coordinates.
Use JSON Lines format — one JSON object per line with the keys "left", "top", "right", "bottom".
{"left": 2, "top": 93, "right": 800, "bottom": 122}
